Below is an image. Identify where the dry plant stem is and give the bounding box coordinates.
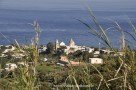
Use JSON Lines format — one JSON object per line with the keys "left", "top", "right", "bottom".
{"left": 114, "top": 58, "right": 124, "bottom": 77}
{"left": 107, "top": 76, "right": 124, "bottom": 82}
{"left": 124, "top": 66, "right": 128, "bottom": 90}
{"left": 97, "top": 78, "right": 103, "bottom": 90}
{"left": 128, "top": 82, "right": 133, "bottom": 90}
{"left": 72, "top": 76, "right": 80, "bottom": 90}
{"left": 91, "top": 64, "right": 110, "bottom": 90}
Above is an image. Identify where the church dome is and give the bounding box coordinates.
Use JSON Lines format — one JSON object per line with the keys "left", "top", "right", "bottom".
{"left": 60, "top": 42, "right": 66, "bottom": 46}
{"left": 69, "top": 39, "right": 75, "bottom": 47}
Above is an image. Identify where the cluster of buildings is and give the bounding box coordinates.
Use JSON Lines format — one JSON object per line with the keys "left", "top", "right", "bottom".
{"left": 54, "top": 39, "right": 104, "bottom": 66}
{"left": 0, "top": 39, "right": 126, "bottom": 71}
{"left": 38, "top": 38, "right": 123, "bottom": 57}
{"left": 55, "top": 39, "right": 95, "bottom": 54}
{"left": 57, "top": 55, "right": 103, "bottom": 66}
{"left": 0, "top": 45, "right": 15, "bottom": 57}
{"left": 0, "top": 45, "right": 25, "bottom": 58}
{"left": 38, "top": 39, "right": 126, "bottom": 66}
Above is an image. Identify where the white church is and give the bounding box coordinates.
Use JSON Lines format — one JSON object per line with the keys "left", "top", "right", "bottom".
{"left": 55, "top": 39, "right": 94, "bottom": 54}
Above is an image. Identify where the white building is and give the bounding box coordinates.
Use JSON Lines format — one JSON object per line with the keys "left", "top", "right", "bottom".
{"left": 5, "top": 63, "right": 17, "bottom": 71}
{"left": 101, "top": 49, "right": 114, "bottom": 54}
{"left": 85, "top": 47, "right": 94, "bottom": 53}
{"left": 89, "top": 58, "right": 103, "bottom": 64}
{"left": 12, "top": 53, "right": 25, "bottom": 59}
{"left": 54, "top": 39, "right": 95, "bottom": 54}
{"left": 60, "top": 42, "right": 66, "bottom": 46}
{"left": 0, "top": 54, "right": 7, "bottom": 57}
{"left": 17, "top": 62, "right": 29, "bottom": 67}
{"left": 2, "top": 45, "right": 15, "bottom": 54}
{"left": 41, "top": 58, "right": 48, "bottom": 62}
{"left": 39, "top": 45, "right": 47, "bottom": 53}
{"left": 94, "top": 51, "right": 100, "bottom": 57}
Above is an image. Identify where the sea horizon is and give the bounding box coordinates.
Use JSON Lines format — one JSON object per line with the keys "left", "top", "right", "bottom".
{"left": 0, "top": 9, "right": 136, "bottom": 49}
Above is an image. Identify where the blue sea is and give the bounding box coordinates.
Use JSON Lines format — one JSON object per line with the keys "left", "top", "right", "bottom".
{"left": 0, "top": 9, "right": 136, "bottom": 48}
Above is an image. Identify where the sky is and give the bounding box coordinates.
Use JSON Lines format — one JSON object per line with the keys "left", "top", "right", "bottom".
{"left": 0, "top": 0, "right": 136, "bottom": 11}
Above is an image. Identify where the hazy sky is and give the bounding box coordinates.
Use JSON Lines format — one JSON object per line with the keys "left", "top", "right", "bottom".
{"left": 0, "top": 0, "right": 136, "bottom": 11}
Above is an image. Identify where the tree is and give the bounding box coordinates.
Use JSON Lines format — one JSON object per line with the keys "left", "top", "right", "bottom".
{"left": 56, "top": 48, "right": 65, "bottom": 57}
{"left": 82, "top": 51, "right": 93, "bottom": 62}
{"left": 46, "top": 42, "right": 55, "bottom": 54}
{"left": 73, "top": 50, "right": 82, "bottom": 58}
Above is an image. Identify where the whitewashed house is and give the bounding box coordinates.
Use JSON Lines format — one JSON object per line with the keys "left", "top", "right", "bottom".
{"left": 56, "top": 62, "right": 65, "bottom": 66}
{"left": 42, "top": 58, "right": 48, "bottom": 62}
{"left": 101, "top": 49, "right": 114, "bottom": 54}
{"left": 85, "top": 47, "right": 94, "bottom": 53}
{"left": 94, "top": 51, "right": 100, "bottom": 57}
{"left": 38, "top": 46, "right": 47, "bottom": 53}
{"left": 117, "top": 52, "right": 124, "bottom": 56}
{"left": 5, "top": 63, "right": 17, "bottom": 71}
{"left": 0, "top": 54, "right": 7, "bottom": 57}
{"left": 17, "top": 62, "right": 29, "bottom": 67}
{"left": 12, "top": 53, "right": 25, "bottom": 59}
{"left": 2, "top": 45, "right": 15, "bottom": 54}
{"left": 89, "top": 58, "right": 103, "bottom": 64}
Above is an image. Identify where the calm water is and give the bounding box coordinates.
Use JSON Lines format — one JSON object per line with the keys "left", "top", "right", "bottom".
{"left": 0, "top": 9, "right": 136, "bottom": 48}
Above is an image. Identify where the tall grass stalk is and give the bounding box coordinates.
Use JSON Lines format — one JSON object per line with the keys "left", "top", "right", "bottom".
{"left": 77, "top": 6, "right": 136, "bottom": 90}
{"left": 0, "top": 21, "right": 41, "bottom": 90}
